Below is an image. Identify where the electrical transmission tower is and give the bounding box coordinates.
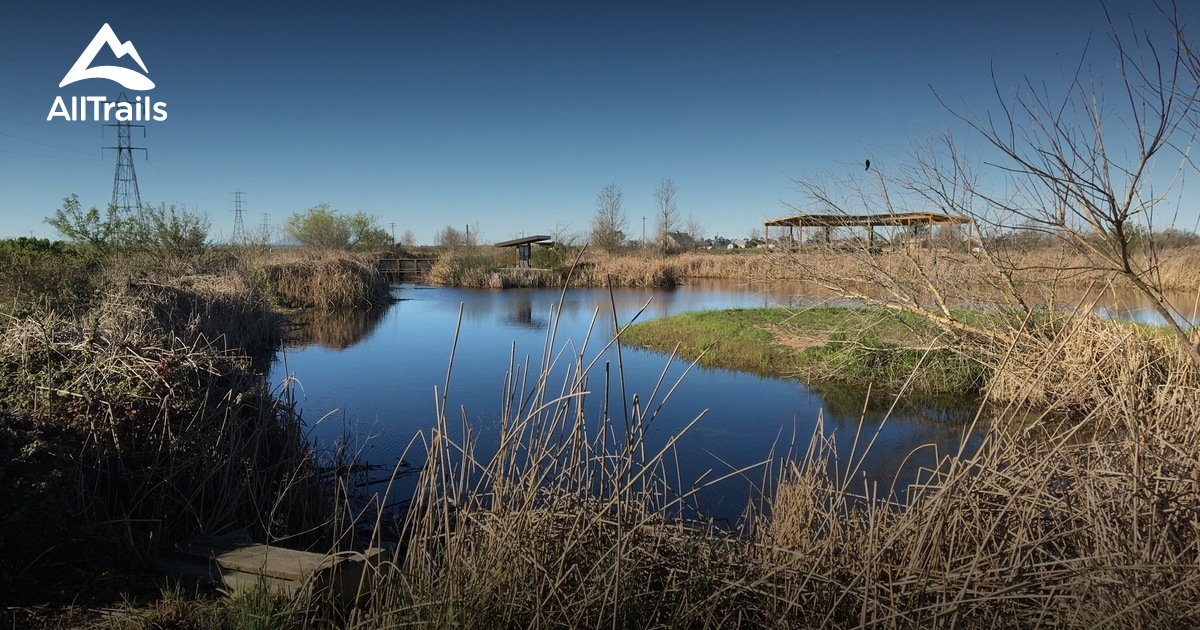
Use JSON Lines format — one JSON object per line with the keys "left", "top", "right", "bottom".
{"left": 261, "top": 213, "right": 271, "bottom": 246}
{"left": 103, "top": 93, "right": 146, "bottom": 216}
{"left": 231, "top": 190, "right": 247, "bottom": 245}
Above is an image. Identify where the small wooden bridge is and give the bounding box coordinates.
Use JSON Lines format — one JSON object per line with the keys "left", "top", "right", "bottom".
{"left": 378, "top": 257, "right": 434, "bottom": 282}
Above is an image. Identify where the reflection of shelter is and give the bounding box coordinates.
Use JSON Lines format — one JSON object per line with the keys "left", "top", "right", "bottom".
{"left": 495, "top": 235, "right": 553, "bottom": 268}
{"left": 763, "top": 212, "right": 974, "bottom": 252}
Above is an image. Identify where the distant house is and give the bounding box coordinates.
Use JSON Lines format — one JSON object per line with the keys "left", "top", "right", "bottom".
{"left": 661, "top": 232, "right": 697, "bottom": 251}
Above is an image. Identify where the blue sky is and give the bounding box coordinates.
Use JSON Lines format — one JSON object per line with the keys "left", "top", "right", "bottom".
{"left": 1, "top": 1, "right": 1195, "bottom": 244}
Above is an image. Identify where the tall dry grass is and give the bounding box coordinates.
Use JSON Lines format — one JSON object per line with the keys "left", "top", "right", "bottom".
{"left": 574, "top": 251, "right": 785, "bottom": 288}
{"left": 0, "top": 275, "right": 327, "bottom": 606}
{"left": 427, "top": 249, "right": 564, "bottom": 289}
{"left": 757, "top": 315, "right": 1200, "bottom": 627}
{"left": 357, "top": 299, "right": 771, "bottom": 627}
{"left": 324, "top": 295, "right": 1200, "bottom": 628}
{"left": 245, "top": 248, "right": 392, "bottom": 309}
{"left": 425, "top": 249, "right": 783, "bottom": 289}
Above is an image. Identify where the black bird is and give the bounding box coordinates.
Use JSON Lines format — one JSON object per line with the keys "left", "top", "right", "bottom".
{"left": 865, "top": 159, "right": 871, "bottom": 171}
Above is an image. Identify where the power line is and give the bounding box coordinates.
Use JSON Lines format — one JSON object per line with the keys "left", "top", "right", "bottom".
{"left": 231, "top": 190, "right": 247, "bottom": 245}
{"left": 0, "top": 130, "right": 99, "bottom": 156}
{"left": 102, "top": 93, "right": 146, "bottom": 215}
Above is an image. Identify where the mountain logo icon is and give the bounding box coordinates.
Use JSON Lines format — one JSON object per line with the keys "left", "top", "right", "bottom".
{"left": 59, "top": 23, "right": 155, "bottom": 90}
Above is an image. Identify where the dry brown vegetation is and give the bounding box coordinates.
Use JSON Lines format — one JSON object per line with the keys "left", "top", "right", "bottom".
{"left": 307, "top": 298, "right": 1200, "bottom": 628}
{"left": 0, "top": 272, "right": 327, "bottom": 607}
{"left": 244, "top": 248, "right": 392, "bottom": 309}
{"left": 426, "top": 248, "right": 785, "bottom": 289}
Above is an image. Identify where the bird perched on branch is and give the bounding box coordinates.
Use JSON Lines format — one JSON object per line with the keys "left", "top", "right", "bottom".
{"left": 865, "top": 159, "right": 871, "bottom": 171}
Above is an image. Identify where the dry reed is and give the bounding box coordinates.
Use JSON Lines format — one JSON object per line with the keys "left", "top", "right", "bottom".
{"left": 247, "top": 249, "right": 392, "bottom": 309}
{"left": 0, "top": 277, "right": 327, "bottom": 606}
{"left": 330, "top": 293, "right": 1200, "bottom": 628}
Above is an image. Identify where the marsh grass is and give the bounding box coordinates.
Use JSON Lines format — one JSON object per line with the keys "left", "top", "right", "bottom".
{"left": 357, "top": 292, "right": 777, "bottom": 627}
{"left": 247, "top": 249, "right": 392, "bottom": 309}
{"left": 68, "top": 285, "right": 1200, "bottom": 629}
{"left": 326, "top": 290, "right": 1200, "bottom": 628}
{"left": 622, "top": 306, "right": 987, "bottom": 396}
{"left": 0, "top": 275, "right": 327, "bottom": 607}
{"left": 426, "top": 249, "right": 784, "bottom": 289}
{"left": 16, "top": 244, "right": 1198, "bottom": 627}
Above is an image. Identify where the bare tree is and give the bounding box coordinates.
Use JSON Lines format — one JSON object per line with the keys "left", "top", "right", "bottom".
{"left": 684, "top": 211, "right": 706, "bottom": 243}
{"left": 786, "top": 6, "right": 1200, "bottom": 368}
{"left": 653, "top": 178, "right": 680, "bottom": 243}
{"left": 436, "top": 225, "right": 474, "bottom": 250}
{"left": 939, "top": 6, "right": 1200, "bottom": 364}
{"left": 590, "top": 183, "right": 627, "bottom": 253}
{"left": 401, "top": 229, "right": 416, "bottom": 248}
{"left": 550, "top": 222, "right": 581, "bottom": 247}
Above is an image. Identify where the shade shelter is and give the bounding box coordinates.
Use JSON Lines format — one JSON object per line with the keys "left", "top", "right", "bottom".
{"left": 763, "top": 211, "right": 973, "bottom": 252}
{"left": 495, "top": 235, "right": 553, "bottom": 268}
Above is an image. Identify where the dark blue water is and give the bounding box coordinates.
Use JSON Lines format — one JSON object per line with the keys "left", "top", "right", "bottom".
{"left": 269, "top": 280, "right": 986, "bottom": 523}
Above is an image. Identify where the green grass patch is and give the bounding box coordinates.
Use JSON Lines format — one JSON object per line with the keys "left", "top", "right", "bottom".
{"left": 622, "top": 306, "right": 989, "bottom": 396}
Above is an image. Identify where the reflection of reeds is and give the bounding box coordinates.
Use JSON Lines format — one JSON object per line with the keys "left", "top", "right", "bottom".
{"left": 285, "top": 305, "right": 390, "bottom": 350}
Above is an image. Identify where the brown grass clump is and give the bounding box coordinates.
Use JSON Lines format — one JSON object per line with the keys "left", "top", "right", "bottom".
{"left": 248, "top": 249, "right": 392, "bottom": 309}
{"left": 426, "top": 249, "right": 565, "bottom": 288}
{"left": 98, "top": 268, "right": 283, "bottom": 353}
{"left": 0, "top": 280, "right": 325, "bottom": 606}
{"left": 575, "top": 251, "right": 787, "bottom": 288}
{"left": 425, "top": 249, "right": 785, "bottom": 289}
{"left": 760, "top": 323, "right": 1200, "bottom": 626}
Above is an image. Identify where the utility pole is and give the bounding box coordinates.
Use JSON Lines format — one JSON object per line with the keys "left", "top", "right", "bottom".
{"left": 390, "top": 222, "right": 396, "bottom": 245}
{"left": 103, "top": 92, "right": 145, "bottom": 217}
{"left": 231, "top": 190, "right": 247, "bottom": 245}
{"left": 642, "top": 216, "right": 646, "bottom": 245}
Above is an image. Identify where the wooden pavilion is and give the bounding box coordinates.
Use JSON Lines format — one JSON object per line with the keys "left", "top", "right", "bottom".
{"left": 763, "top": 211, "right": 974, "bottom": 252}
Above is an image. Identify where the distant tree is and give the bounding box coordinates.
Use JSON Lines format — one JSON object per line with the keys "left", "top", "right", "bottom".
{"left": 348, "top": 213, "right": 391, "bottom": 250}
{"left": 435, "top": 225, "right": 477, "bottom": 250}
{"left": 550, "top": 222, "right": 581, "bottom": 247}
{"left": 45, "top": 194, "right": 209, "bottom": 255}
{"left": 400, "top": 229, "right": 417, "bottom": 248}
{"left": 284, "top": 204, "right": 389, "bottom": 250}
{"left": 129, "top": 203, "right": 210, "bottom": 254}
{"left": 684, "top": 211, "right": 706, "bottom": 243}
{"left": 590, "top": 183, "right": 627, "bottom": 253}
{"left": 45, "top": 194, "right": 124, "bottom": 252}
{"left": 653, "top": 178, "right": 679, "bottom": 243}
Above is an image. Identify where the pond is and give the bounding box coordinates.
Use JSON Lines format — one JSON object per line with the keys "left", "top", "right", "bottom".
{"left": 267, "top": 280, "right": 1187, "bottom": 524}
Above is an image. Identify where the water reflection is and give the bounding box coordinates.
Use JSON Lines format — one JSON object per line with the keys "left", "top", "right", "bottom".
{"left": 502, "top": 295, "right": 546, "bottom": 329}
{"left": 285, "top": 304, "right": 393, "bottom": 350}
{"left": 271, "top": 279, "right": 1188, "bottom": 524}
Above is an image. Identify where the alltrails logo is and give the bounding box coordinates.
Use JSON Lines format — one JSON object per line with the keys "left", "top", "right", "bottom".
{"left": 47, "top": 23, "right": 168, "bottom": 122}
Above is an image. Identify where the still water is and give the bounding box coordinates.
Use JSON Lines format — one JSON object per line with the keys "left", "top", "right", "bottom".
{"left": 270, "top": 280, "right": 987, "bottom": 523}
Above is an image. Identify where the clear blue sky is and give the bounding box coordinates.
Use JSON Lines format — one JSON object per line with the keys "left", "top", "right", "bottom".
{"left": 2, "top": 1, "right": 1195, "bottom": 244}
